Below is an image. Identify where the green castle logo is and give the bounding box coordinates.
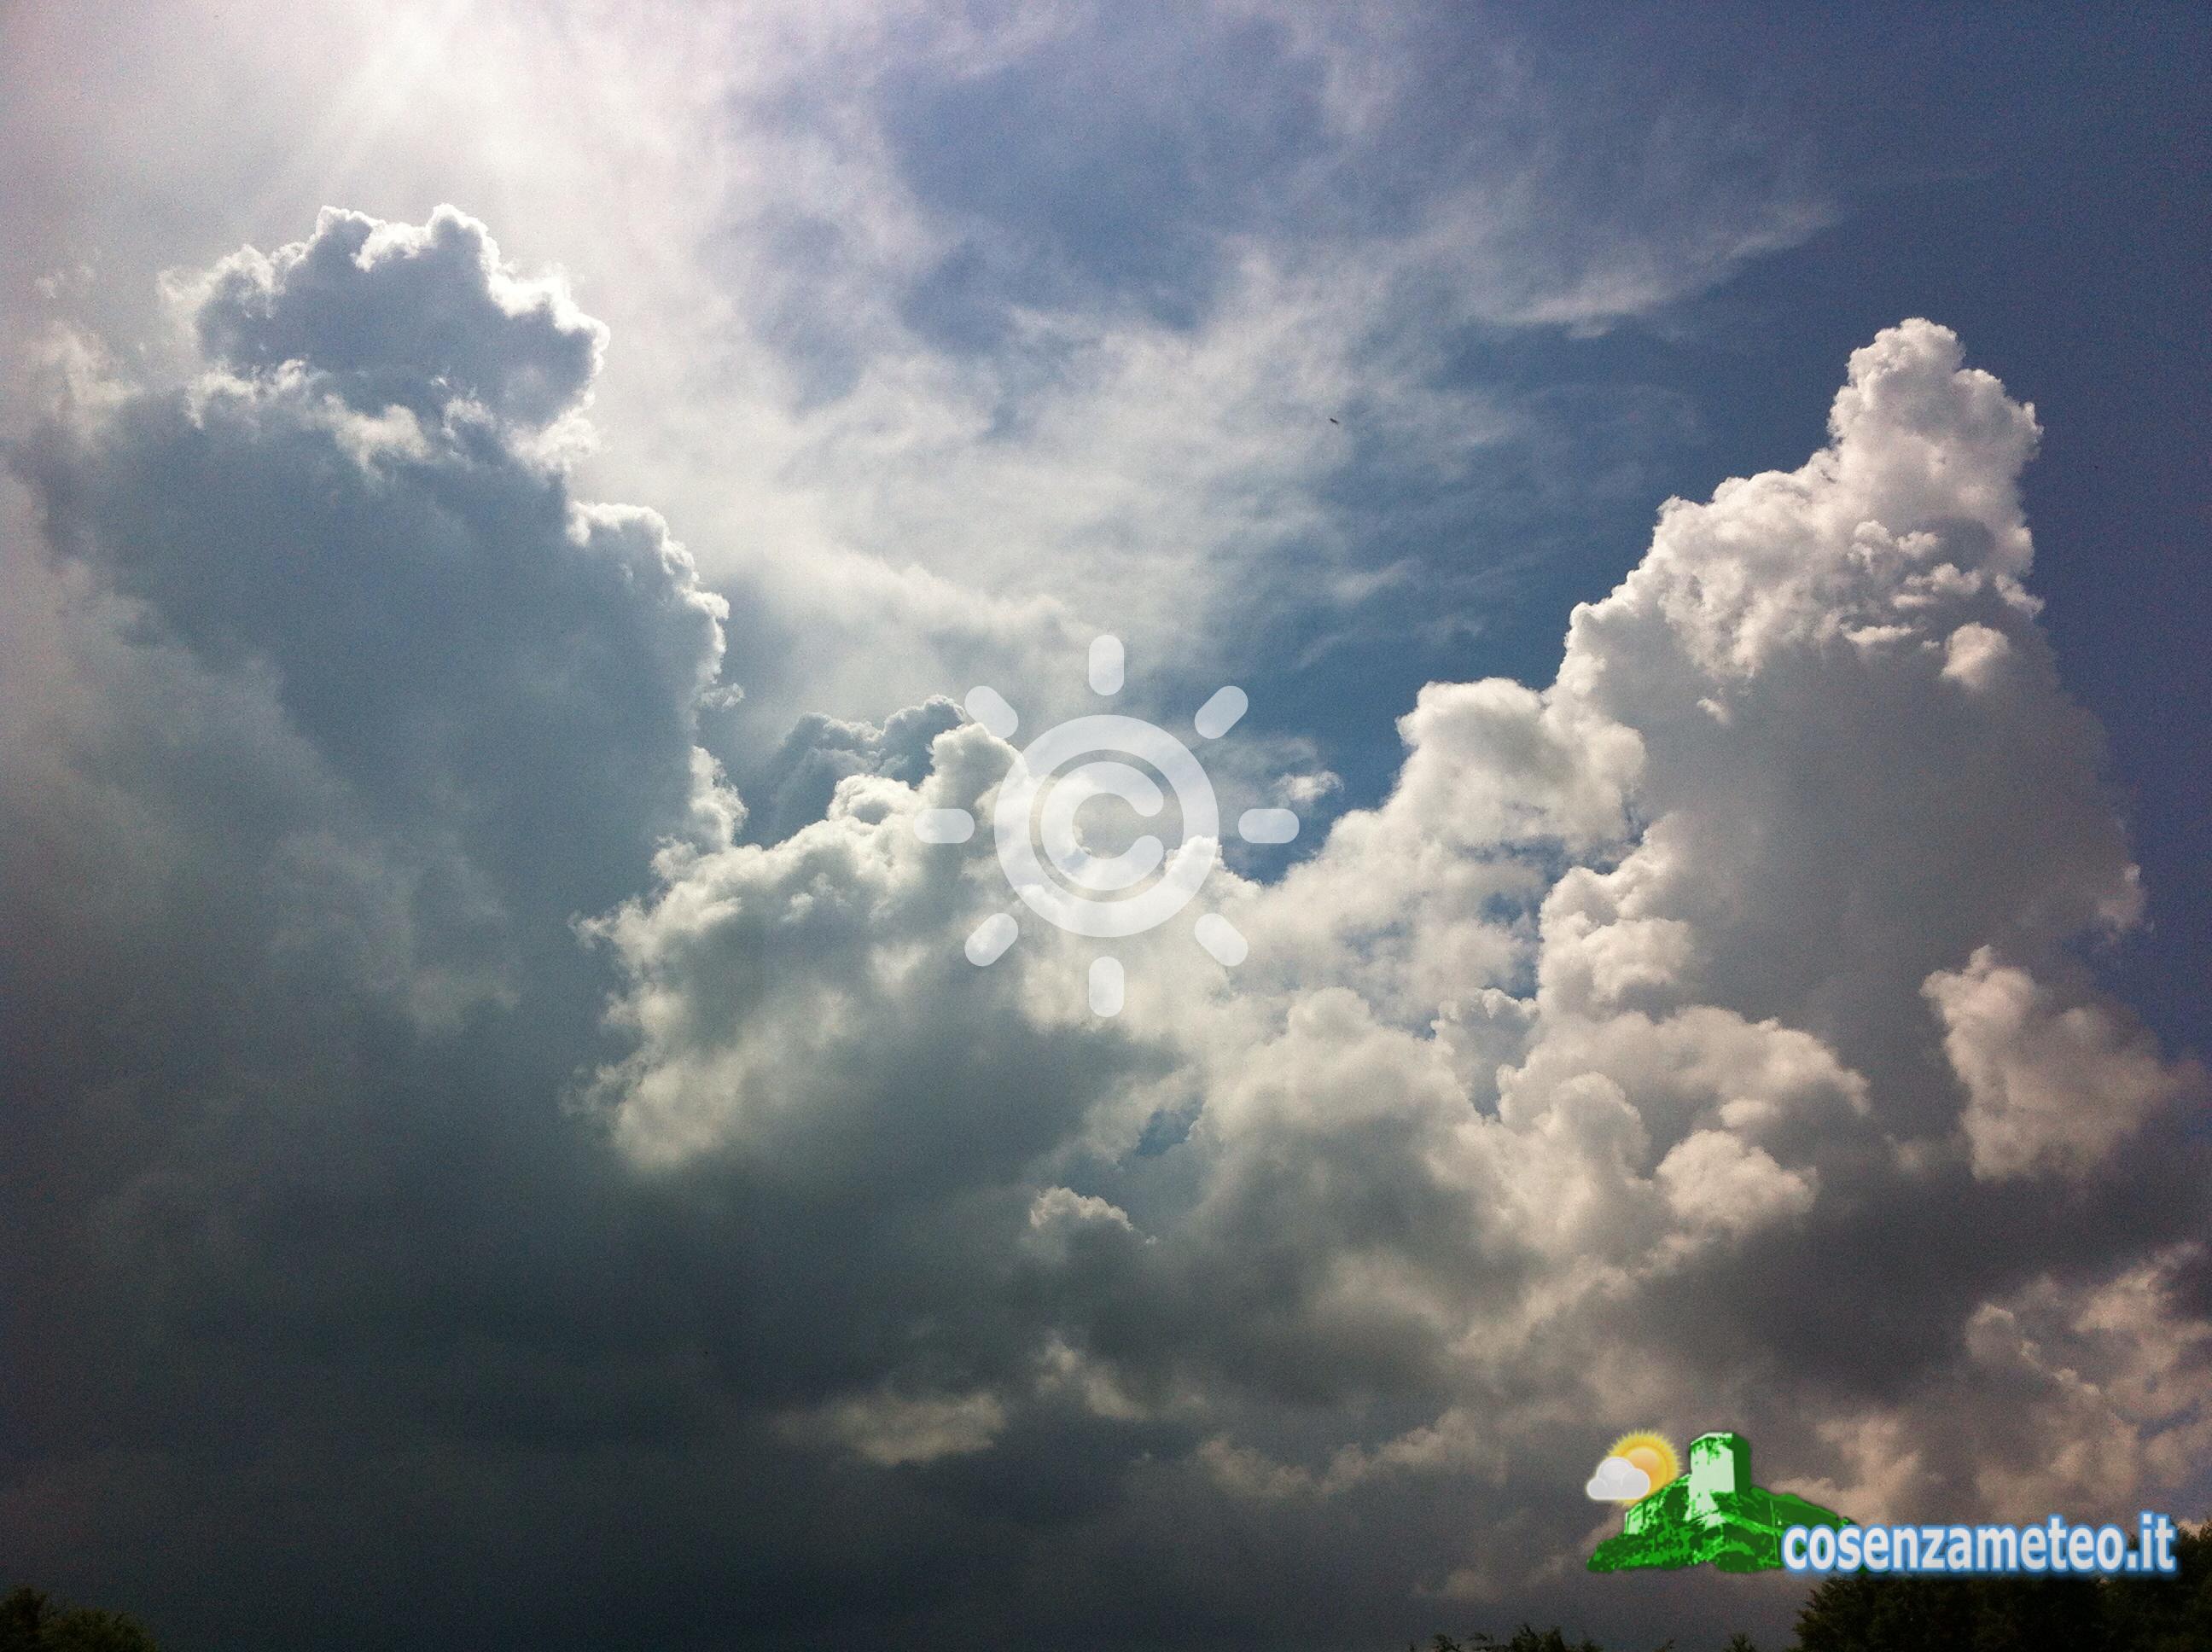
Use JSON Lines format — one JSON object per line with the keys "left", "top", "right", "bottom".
{"left": 1588, "top": 1431, "right": 1850, "bottom": 1573}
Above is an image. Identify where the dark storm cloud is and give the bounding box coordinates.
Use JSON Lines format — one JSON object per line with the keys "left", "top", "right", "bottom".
{"left": 16, "top": 211, "right": 722, "bottom": 971}
{"left": 0, "top": 205, "right": 1212, "bottom": 1649}
{"left": 2, "top": 207, "right": 760, "bottom": 1637}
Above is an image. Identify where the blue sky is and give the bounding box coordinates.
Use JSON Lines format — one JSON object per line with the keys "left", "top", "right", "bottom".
{"left": 1, "top": 5, "right": 2206, "bottom": 1649}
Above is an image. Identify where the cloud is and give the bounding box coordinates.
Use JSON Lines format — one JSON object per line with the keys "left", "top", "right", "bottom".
{"left": 1272, "top": 768, "right": 1342, "bottom": 808}
{"left": 748, "top": 697, "right": 964, "bottom": 843}
{"left": 1927, "top": 946, "right": 2201, "bottom": 1179}
{"left": 12, "top": 203, "right": 726, "bottom": 1007}
{"left": 779, "top": 1387, "right": 1010, "bottom": 1468}
{"left": 187, "top": 205, "right": 608, "bottom": 427}
{"left": 1655, "top": 1130, "right": 1819, "bottom": 1235}
{"left": 3, "top": 179, "right": 2205, "bottom": 1652}
{"left": 1585, "top": 1457, "right": 1651, "bottom": 1502}
{"left": 572, "top": 322, "right": 2211, "bottom": 1585}
{"left": 0, "top": 0, "right": 1846, "bottom": 850}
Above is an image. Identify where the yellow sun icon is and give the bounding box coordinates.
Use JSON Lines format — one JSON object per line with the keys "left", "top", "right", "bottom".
{"left": 1609, "top": 1432, "right": 1679, "bottom": 1500}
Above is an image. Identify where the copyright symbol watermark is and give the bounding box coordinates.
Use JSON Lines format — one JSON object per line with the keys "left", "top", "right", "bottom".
{"left": 912, "top": 636, "right": 1300, "bottom": 1016}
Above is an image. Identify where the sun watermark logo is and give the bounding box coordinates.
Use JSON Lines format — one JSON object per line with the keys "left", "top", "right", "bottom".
{"left": 911, "top": 635, "right": 1299, "bottom": 1017}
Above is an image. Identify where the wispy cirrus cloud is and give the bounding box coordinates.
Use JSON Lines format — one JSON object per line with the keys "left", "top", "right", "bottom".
{"left": 1, "top": 1, "right": 1833, "bottom": 777}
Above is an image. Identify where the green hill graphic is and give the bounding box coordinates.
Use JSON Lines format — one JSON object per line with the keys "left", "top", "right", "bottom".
{"left": 1589, "top": 1431, "right": 1849, "bottom": 1573}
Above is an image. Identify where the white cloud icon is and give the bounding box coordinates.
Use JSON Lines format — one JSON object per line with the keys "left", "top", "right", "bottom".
{"left": 1585, "top": 1456, "right": 1652, "bottom": 1502}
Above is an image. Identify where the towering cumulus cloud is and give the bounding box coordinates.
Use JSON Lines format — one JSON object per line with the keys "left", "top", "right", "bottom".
{"left": 589, "top": 317, "right": 2209, "bottom": 1575}
{"left": 12, "top": 206, "right": 725, "bottom": 1019}
{"left": 2, "top": 209, "right": 2203, "bottom": 1649}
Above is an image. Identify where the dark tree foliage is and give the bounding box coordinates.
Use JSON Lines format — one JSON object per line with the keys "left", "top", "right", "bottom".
{"left": 1792, "top": 1519, "right": 2212, "bottom": 1652}
{"left": 0, "top": 1589, "right": 158, "bottom": 1652}
{"left": 1415, "top": 1632, "right": 1614, "bottom": 1652}
{"left": 1791, "top": 1568, "right": 2105, "bottom": 1651}
{"left": 1416, "top": 1630, "right": 1670, "bottom": 1651}
{"left": 1415, "top": 1523, "right": 2210, "bottom": 1652}
{"left": 2096, "top": 1521, "right": 2212, "bottom": 1652}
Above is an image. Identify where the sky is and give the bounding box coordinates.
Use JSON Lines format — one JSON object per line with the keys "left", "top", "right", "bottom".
{"left": 1, "top": 3, "right": 2207, "bottom": 1649}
